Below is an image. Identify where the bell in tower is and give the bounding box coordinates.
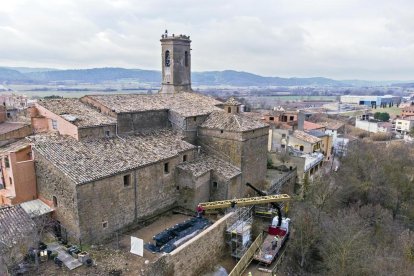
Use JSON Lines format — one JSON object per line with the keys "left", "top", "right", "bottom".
{"left": 159, "top": 32, "right": 192, "bottom": 93}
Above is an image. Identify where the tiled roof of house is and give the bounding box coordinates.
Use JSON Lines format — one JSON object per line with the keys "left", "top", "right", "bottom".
{"left": 30, "top": 129, "right": 195, "bottom": 185}
{"left": 223, "top": 97, "right": 241, "bottom": 106}
{"left": 0, "top": 122, "right": 30, "bottom": 135}
{"left": 319, "top": 121, "right": 344, "bottom": 130}
{"left": 0, "top": 138, "right": 31, "bottom": 156}
{"left": 85, "top": 92, "right": 222, "bottom": 117}
{"left": 0, "top": 205, "right": 35, "bottom": 248}
{"left": 200, "top": 110, "right": 268, "bottom": 132}
{"left": 177, "top": 154, "right": 241, "bottom": 180}
{"left": 37, "top": 98, "right": 117, "bottom": 128}
{"left": 303, "top": 121, "right": 325, "bottom": 131}
{"left": 293, "top": 130, "right": 321, "bottom": 144}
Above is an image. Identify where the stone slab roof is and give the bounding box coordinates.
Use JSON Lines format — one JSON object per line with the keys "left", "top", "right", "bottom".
{"left": 200, "top": 111, "right": 268, "bottom": 132}
{"left": 0, "top": 205, "right": 36, "bottom": 248}
{"left": 85, "top": 92, "right": 222, "bottom": 117}
{"left": 30, "top": 129, "right": 195, "bottom": 185}
{"left": 293, "top": 130, "right": 321, "bottom": 144}
{"left": 37, "top": 98, "right": 116, "bottom": 128}
{"left": 0, "top": 122, "right": 29, "bottom": 135}
{"left": 0, "top": 138, "right": 31, "bottom": 156}
{"left": 177, "top": 154, "right": 241, "bottom": 180}
{"left": 223, "top": 97, "right": 241, "bottom": 106}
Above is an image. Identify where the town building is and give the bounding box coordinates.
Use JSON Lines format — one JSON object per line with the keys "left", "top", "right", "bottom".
{"left": 402, "top": 105, "right": 414, "bottom": 117}
{"left": 355, "top": 115, "right": 392, "bottom": 133}
{"left": 340, "top": 95, "right": 400, "bottom": 108}
{"left": 395, "top": 117, "right": 414, "bottom": 135}
{"left": 26, "top": 32, "right": 269, "bottom": 243}
{"left": 0, "top": 140, "right": 36, "bottom": 205}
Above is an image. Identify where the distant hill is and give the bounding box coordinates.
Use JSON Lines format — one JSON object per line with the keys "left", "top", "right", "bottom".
{"left": 0, "top": 68, "right": 30, "bottom": 82}
{"left": 0, "top": 66, "right": 405, "bottom": 87}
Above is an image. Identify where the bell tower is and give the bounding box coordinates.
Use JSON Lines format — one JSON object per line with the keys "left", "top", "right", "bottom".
{"left": 159, "top": 30, "right": 192, "bottom": 93}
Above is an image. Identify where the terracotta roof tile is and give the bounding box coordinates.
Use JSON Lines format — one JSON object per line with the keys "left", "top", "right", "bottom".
{"left": 177, "top": 154, "right": 241, "bottom": 180}
{"left": 30, "top": 129, "right": 195, "bottom": 185}
{"left": 293, "top": 130, "right": 321, "bottom": 144}
{"left": 0, "top": 205, "right": 35, "bottom": 248}
{"left": 37, "top": 98, "right": 116, "bottom": 128}
{"left": 303, "top": 121, "right": 324, "bottom": 131}
{"left": 86, "top": 92, "right": 222, "bottom": 117}
{"left": 201, "top": 110, "right": 268, "bottom": 132}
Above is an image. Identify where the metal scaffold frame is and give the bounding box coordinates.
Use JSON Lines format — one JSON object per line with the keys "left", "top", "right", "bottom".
{"left": 226, "top": 206, "right": 254, "bottom": 259}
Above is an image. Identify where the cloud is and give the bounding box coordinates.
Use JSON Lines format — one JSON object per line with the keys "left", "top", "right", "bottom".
{"left": 0, "top": 0, "right": 413, "bottom": 80}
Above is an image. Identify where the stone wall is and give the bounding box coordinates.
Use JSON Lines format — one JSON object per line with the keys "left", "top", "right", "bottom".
{"left": 157, "top": 212, "right": 236, "bottom": 276}
{"left": 0, "top": 124, "right": 32, "bottom": 142}
{"left": 117, "top": 110, "right": 169, "bottom": 134}
{"left": 78, "top": 124, "right": 117, "bottom": 139}
{"left": 34, "top": 151, "right": 81, "bottom": 238}
{"left": 75, "top": 148, "right": 196, "bottom": 242}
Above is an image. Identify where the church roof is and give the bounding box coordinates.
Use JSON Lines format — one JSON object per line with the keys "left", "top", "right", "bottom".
{"left": 30, "top": 129, "right": 195, "bottom": 185}
{"left": 84, "top": 92, "right": 222, "bottom": 117}
{"left": 37, "top": 98, "right": 116, "bottom": 128}
{"left": 177, "top": 154, "right": 241, "bottom": 180}
{"left": 200, "top": 110, "right": 268, "bottom": 132}
{"left": 223, "top": 97, "right": 241, "bottom": 106}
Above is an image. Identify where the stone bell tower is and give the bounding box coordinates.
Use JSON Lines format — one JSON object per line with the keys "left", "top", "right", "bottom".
{"left": 159, "top": 30, "right": 192, "bottom": 93}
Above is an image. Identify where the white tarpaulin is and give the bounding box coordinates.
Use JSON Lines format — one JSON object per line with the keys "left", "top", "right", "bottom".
{"left": 130, "top": 236, "right": 144, "bottom": 256}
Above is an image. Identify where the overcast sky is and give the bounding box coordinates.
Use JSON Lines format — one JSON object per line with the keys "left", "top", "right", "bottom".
{"left": 1, "top": 0, "right": 413, "bottom": 80}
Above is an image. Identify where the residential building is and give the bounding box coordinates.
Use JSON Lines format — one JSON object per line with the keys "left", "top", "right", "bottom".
{"left": 306, "top": 130, "right": 334, "bottom": 160}
{"left": 288, "top": 130, "right": 322, "bottom": 153}
{"left": 395, "top": 118, "right": 414, "bottom": 134}
{"left": 402, "top": 105, "right": 414, "bottom": 117}
{"left": 0, "top": 140, "right": 36, "bottom": 205}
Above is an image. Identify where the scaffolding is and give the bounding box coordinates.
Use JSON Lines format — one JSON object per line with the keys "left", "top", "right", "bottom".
{"left": 226, "top": 207, "right": 254, "bottom": 259}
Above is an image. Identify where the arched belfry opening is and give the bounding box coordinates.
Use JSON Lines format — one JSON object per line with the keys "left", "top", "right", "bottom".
{"left": 165, "top": 50, "right": 170, "bottom": 67}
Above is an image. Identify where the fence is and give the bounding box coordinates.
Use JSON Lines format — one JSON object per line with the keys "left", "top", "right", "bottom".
{"left": 229, "top": 232, "right": 263, "bottom": 276}
{"left": 268, "top": 168, "right": 297, "bottom": 194}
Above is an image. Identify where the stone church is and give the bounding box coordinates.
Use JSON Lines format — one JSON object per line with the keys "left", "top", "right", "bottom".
{"left": 29, "top": 32, "right": 269, "bottom": 242}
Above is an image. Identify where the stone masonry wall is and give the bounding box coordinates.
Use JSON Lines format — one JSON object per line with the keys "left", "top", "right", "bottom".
{"left": 160, "top": 212, "right": 236, "bottom": 276}
{"left": 117, "top": 110, "right": 169, "bottom": 134}
{"left": 34, "top": 150, "right": 81, "bottom": 238}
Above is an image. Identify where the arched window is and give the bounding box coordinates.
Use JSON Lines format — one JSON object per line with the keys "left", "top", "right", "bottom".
{"left": 165, "top": 50, "right": 170, "bottom": 67}
{"left": 299, "top": 145, "right": 304, "bottom": 151}
{"left": 184, "top": 51, "right": 189, "bottom": 67}
{"left": 53, "top": 196, "right": 58, "bottom": 207}
{"left": 227, "top": 107, "right": 231, "bottom": 113}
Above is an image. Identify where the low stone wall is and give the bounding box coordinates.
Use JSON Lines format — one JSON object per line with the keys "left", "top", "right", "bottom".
{"left": 147, "top": 212, "right": 236, "bottom": 276}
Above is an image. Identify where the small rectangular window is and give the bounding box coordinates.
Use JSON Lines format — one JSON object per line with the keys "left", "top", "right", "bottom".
{"left": 193, "top": 117, "right": 197, "bottom": 121}
{"left": 290, "top": 116, "right": 294, "bottom": 121}
{"left": 105, "top": 130, "right": 110, "bottom": 137}
{"left": 52, "top": 119, "right": 58, "bottom": 130}
{"left": 269, "top": 117, "right": 274, "bottom": 121}
{"left": 9, "top": 177, "right": 12, "bottom": 185}
{"left": 4, "top": 156, "right": 10, "bottom": 168}
{"left": 123, "top": 174, "right": 131, "bottom": 187}
{"left": 281, "top": 134, "right": 286, "bottom": 138}
{"left": 213, "top": 182, "right": 218, "bottom": 188}
{"left": 102, "top": 221, "right": 108, "bottom": 229}
{"left": 183, "top": 155, "right": 187, "bottom": 162}
{"left": 164, "top": 162, "right": 169, "bottom": 174}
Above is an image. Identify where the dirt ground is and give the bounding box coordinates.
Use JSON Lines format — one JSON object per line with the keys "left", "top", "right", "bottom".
{"left": 33, "top": 213, "right": 195, "bottom": 276}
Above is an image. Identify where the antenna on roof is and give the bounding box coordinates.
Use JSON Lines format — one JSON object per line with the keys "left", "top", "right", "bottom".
{"left": 165, "top": 29, "right": 168, "bottom": 36}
